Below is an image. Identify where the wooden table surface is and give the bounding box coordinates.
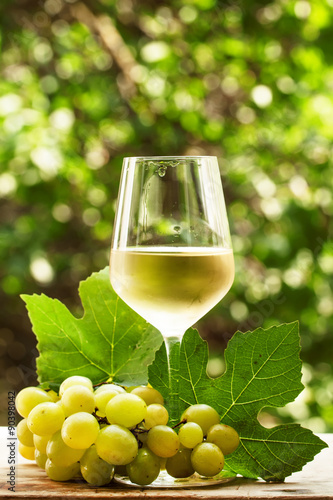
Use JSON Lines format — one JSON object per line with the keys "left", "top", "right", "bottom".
{"left": 0, "top": 428, "right": 331, "bottom": 499}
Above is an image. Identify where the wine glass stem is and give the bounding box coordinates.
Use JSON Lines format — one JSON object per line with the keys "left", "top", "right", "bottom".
{"left": 162, "top": 333, "right": 184, "bottom": 415}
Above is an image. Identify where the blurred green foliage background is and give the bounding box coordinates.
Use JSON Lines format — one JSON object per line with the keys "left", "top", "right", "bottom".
{"left": 0, "top": 0, "right": 332, "bottom": 430}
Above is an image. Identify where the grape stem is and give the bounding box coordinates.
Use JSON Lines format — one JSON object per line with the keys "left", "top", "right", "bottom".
{"left": 93, "top": 381, "right": 107, "bottom": 388}
{"left": 132, "top": 426, "right": 147, "bottom": 434}
{"left": 92, "top": 411, "right": 108, "bottom": 424}
{"left": 172, "top": 419, "right": 186, "bottom": 429}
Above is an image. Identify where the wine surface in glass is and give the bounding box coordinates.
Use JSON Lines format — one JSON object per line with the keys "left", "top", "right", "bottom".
{"left": 110, "top": 247, "right": 234, "bottom": 336}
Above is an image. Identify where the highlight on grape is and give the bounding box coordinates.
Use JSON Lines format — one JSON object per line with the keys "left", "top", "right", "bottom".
{"left": 15, "top": 376, "right": 240, "bottom": 486}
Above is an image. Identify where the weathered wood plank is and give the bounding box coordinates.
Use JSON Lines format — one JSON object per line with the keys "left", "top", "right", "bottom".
{"left": 1, "top": 431, "right": 331, "bottom": 499}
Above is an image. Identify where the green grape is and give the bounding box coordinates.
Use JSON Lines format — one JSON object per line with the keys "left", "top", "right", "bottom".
{"left": 181, "top": 404, "right": 220, "bottom": 436}
{"left": 15, "top": 387, "right": 53, "bottom": 418}
{"left": 46, "top": 430, "right": 85, "bottom": 466}
{"left": 95, "top": 389, "right": 119, "bottom": 414}
{"left": 61, "top": 412, "right": 99, "bottom": 449}
{"left": 105, "top": 393, "right": 147, "bottom": 428}
{"left": 61, "top": 385, "right": 95, "bottom": 416}
{"left": 137, "top": 429, "right": 149, "bottom": 445}
{"left": 126, "top": 448, "right": 160, "bottom": 485}
{"left": 136, "top": 431, "right": 148, "bottom": 444}
{"left": 33, "top": 434, "right": 51, "bottom": 454}
{"left": 18, "top": 442, "right": 35, "bottom": 460}
{"left": 166, "top": 447, "right": 195, "bottom": 478}
{"left": 147, "top": 425, "right": 179, "bottom": 458}
{"left": 17, "top": 419, "right": 34, "bottom": 447}
{"left": 144, "top": 404, "right": 169, "bottom": 430}
{"left": 191, "top": 442, "right": 224, "bottom": 477}
{"left": 94, "top": 384, "right": 125, "bottom": 395}
{"left": 95, "top": 409, "right": 106, "bottom": 419}
{"left": 34, "top": 449, "right": 47, "bottom": 469}
{"left": 206, "top": 423, "right": 240, "bottom": 455}
{"left": 80, "top": 445, "right": 115, "bottom": 486}
{"left": 47, "top": 390, "right": 60, "bottom": 402}
{"left": 45, "top": 459, "right": 80, "bottom": 481}
{"left": 125, "top": 385, "right": 138, "bottom": 392}
{"left": 59, "top": 376, "right": 93, "bottom": 396}
{"left": 95, "top": 424, "right": 138, "bottom": 465}
{"left": 27, "top": 402, "right": 65, "bottom": 436}
{"left": 178, "top": 422, "right": 203, "bottom": 449}
{"left": 130, "top": 386, "right": 164, "bottom": 406}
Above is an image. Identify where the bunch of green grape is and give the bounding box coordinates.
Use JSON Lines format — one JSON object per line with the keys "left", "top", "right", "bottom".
{"left": 15, "top": 376, "right": 240, "bottom": 486}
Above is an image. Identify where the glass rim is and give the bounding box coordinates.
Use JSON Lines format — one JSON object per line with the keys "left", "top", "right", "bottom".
{"left": 123, "top": 155, "right": 217, "bottom": 160}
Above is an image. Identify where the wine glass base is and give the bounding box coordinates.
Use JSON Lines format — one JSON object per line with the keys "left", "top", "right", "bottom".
{"left": 114, "top": 470, "right": 236, "bottom": 488}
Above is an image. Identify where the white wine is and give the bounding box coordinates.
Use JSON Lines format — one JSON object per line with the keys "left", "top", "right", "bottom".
{"left": 110, "top": 247, "right": 234, "bottom": 336}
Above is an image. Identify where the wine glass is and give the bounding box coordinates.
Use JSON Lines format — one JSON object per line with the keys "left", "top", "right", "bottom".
{"left": 110, "top": 156, "right": 234, "bottom": 487}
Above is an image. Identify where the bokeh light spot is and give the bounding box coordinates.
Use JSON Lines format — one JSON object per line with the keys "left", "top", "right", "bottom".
{"left": 30, "top": 256, "right": 55, "bottom": 284}
{"left": 294, "top": 1, "right": 311, "bottom": 19}
{"left": 141, "top": 41, "right": 170, "bottom": 63}
{"left": 251, "top": 85, "right": 273, "bottom": 108}
{"left": 0, "top": 173, "right": 17, "bottom": 197}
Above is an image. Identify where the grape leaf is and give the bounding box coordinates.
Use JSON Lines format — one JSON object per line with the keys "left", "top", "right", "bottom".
{"left": 21, "top": 267, "right": 327, "bottom": 482}
{"left": 149, "top": 323, "right": 327, "bottom": 482}
{"left": 21, "top": 267, "right": 163, "bottom": 387}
